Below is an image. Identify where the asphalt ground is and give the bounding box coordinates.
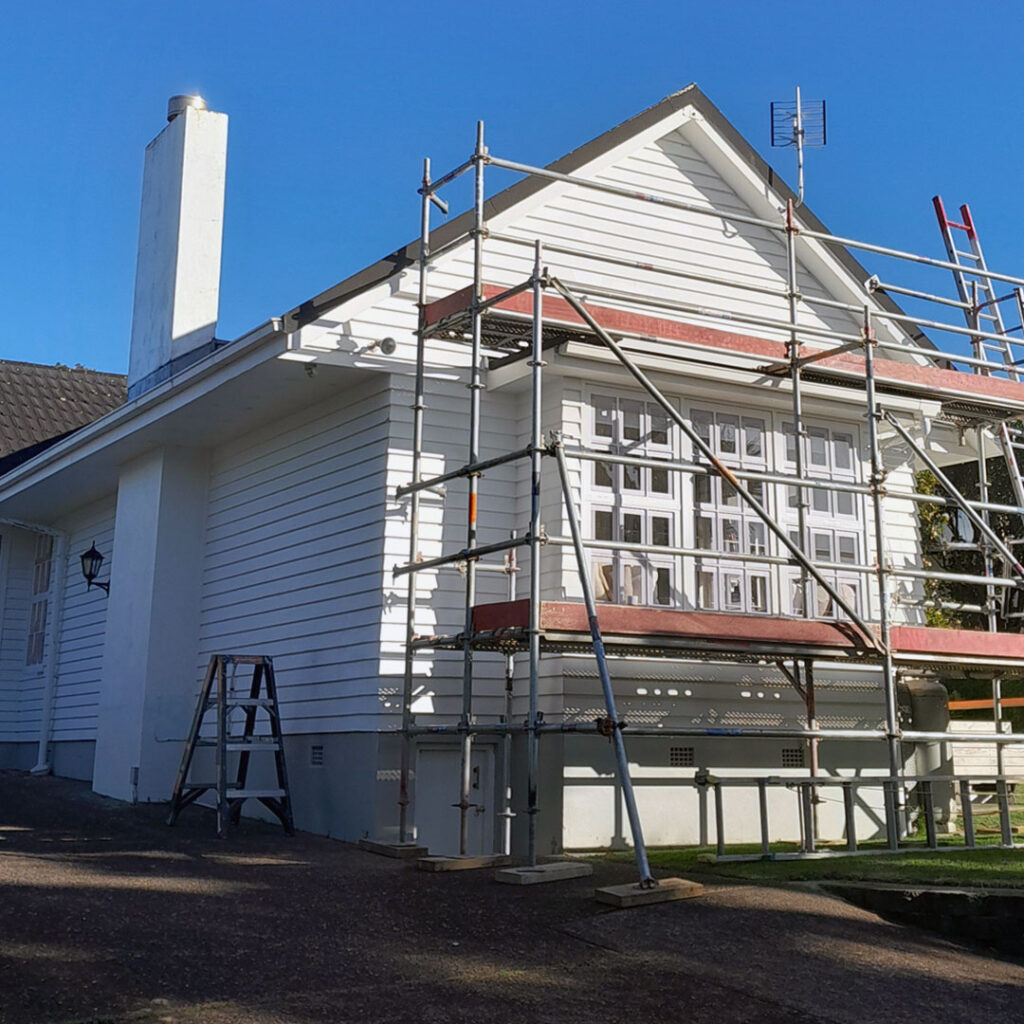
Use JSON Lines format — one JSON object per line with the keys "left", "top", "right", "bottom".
{"left": 1, "top": 770, "right": 1023, "bottom": 1024}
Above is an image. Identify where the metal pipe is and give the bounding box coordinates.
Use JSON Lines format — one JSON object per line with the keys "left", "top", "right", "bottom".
{"left": 904, "top": 730, "right": 1024, "bottom": 743}
{"left": 922, "top": 780, "right": 937, "bottom": 849}
{"left": 396, "top": 448, "right": 531, "bottom": 499}
{"left": 786, "top": 200, "right": 811, "bottom": 619}
{"left": 863, "top": 309, "right": 904, "bottom": 814}
{"left": 527, "top": 242, "right": 544, "bottom": 867}
{"left": 549, "top": 276, "right": 878, "bottom": 648}
{"left": 867, "top": 276, "right": 972, "bottom": 310}
{"left": 960, "top": 779, "right": 975, "bottom": 848}
{"left": 393, "top": 535, "right": 529, "bottom": 577}
{"left": 804, "top": 660, "right": 820, "bottom": 839}
{"left": 500, "top": 537, "right": 517, "bottom": 856}
{"left": 998, "top": 778, "right": 1014, "bottom": 847}
{"left": 554, "top": 441, "right": 655, "bottom": 885}
{"left": 545, "top": 533, "right": 901, "bottom": 582}
{"left": 555, "top": 277, "right": 865, "bottom": 348}
{"left": 898, "top": 566, "right": 1018, "bottom": 588}
{"left": 885, "top": 412, "right": 1024, "bottom": 580}
{"left": 397, "top": 156, "right": 433, "bottom": 843}
{"left": 457, "top": 121, "right": 487, "bottom": 856}
{"left": 419, "top": 156, "right": 474, "bottom": 195}
{"left": 489, "top": 230, "right": 1020, "bottom": 369}
{"left": 970, "top": 297, "right": 1006, "bottom": 777}
{"left": 562, "top": 444, "right": 1024, "bottom": 517}
{"left": 714, "top": 782, "right": 725, "bottom": 856}
{"left": 490, "top": 151, "right": 1024, "bottom": 290}
{"left": 757, "top": 778, "right": 770, "bottom": 856}
{"left": 801, "top": 226, "right": 1024, "bottom": 291}
{"left": 842, "top": 782, "right": 857, "bottom": 852}
{"left": 420, "top": 231, "right": 472, "bottom": 267}
{"left": 413, "top": 719, "right": 1024, "bottom": 743}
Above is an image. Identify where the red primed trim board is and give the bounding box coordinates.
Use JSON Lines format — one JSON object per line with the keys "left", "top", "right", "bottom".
{"left": 425, "top": 285, "right": 1024, "bottom": 410}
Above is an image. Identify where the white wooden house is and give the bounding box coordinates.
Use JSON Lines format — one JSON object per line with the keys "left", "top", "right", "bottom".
{"left": 1, "top": 86, "right": 1018, "bottom": 856}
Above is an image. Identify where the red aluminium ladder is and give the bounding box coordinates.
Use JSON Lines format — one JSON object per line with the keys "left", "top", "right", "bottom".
{"left": 934, "top": 196, "right": 1024, "bottom": 619}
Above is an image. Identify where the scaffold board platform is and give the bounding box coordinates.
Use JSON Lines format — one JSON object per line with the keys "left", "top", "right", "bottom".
{"left": 411, "top": 600, "right": 1024, "bottom": 673}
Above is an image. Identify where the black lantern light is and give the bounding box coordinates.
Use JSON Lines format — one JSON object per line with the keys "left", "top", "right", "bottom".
{"left": 80, "top": 541, "right": 110, "bottom": 593}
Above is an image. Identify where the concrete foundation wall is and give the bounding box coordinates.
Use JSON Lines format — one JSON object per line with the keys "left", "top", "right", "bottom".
{"left": 0, "top": 742, "right": 35, "bottom": 771}
{"left": 50, "top": 740, "right": 95, "bottom": 782}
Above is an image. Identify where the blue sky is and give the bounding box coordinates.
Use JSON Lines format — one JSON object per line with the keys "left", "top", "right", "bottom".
{"left": 3, "top": 0, "right": 1024, "bottom": 373}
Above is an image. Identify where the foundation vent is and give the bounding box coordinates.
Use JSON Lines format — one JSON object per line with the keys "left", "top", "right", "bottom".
{"left": 781, "top": 747, "right": 805, "bottom": 768}
{"left": 669, "top": 746, "right": 695, "bottom": 767}
{"left": 310, "top": 744, "right": 325, "bottom": 768}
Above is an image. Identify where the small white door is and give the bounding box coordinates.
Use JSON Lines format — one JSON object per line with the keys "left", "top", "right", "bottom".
{"left": 414, "top": 746, "right": 494, "bottom": 856}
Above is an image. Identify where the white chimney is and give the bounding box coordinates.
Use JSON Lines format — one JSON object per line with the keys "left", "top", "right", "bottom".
{"left": 127, "top": 95, "right": 228, "bottom": 398}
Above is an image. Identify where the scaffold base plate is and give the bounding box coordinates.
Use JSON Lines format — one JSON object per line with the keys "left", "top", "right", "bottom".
{"left": 358, "top": 840, "right": 428, "bottom": 859}
{"left": 595, "top": 877, "right": 705, "bottom": 908}
{"left": 417, "top": 854, "right": 510, "bottom": 872}
{"left": 495, "top": 861, "right": 594, "bottom": 885}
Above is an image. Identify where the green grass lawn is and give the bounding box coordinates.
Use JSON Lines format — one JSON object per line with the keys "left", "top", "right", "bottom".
{"left": 610, "top": 843, "right": 1024, "bottom": 888}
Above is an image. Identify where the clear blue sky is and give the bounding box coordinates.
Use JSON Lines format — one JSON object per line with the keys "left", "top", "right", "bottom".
{"left": 3, "top": 0, "right": 1024, "bottom": 373}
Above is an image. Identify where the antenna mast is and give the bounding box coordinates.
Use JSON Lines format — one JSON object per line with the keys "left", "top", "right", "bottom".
{"left": 770, "top": 87, "right": 826, "bottom": 206}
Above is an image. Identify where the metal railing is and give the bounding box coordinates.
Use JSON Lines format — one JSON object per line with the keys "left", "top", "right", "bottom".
{"left": 696, "top": 772, "right": 1020, "bottom": 860}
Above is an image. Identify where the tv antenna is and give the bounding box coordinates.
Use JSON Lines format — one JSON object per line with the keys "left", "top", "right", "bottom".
{"left": 770, "top": 87, "right": 827, "bottom": 207}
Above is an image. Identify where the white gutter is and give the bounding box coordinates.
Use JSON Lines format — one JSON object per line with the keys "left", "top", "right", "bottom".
{"left": 0, "top": 318, "right": 285, "bottom": 503}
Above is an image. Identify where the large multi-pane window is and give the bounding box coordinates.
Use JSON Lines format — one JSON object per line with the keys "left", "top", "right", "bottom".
{"left": 692, "top": 409, "right": 771, "bottom": 614}
{"left": 590, "top": 395, "right": 676, "bottom": 606}
{"left": 781, "top": 422, "right": 863, "bottom": 619}
{"left": 584, "top": 391, "right": 866, "bottom": 620}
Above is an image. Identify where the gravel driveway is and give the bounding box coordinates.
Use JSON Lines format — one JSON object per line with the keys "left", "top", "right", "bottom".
{"left": 1, "top": 771, "right": 1022, "bottom": 1023}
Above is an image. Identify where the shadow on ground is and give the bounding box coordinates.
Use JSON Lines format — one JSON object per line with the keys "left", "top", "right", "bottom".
{"left": 1, "top": 771, "right": 1023, "bottom": 1023}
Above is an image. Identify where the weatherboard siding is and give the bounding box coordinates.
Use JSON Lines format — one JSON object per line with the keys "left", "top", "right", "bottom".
{"left": 50, "top": 498, "right": 117, "bottom": 743}
{"left": 196, "top": 378, "right": 391, "bottom": 734}
{"left": 380, "top": 376, "right": 520, "bottom": 724}
{"left": 0, "top": 529, "right": 37, "bottom": 742}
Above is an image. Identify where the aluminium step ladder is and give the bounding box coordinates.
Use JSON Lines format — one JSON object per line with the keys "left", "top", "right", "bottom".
{"left": 934, "top": 196, "right": 1024, "bottom": 621}
{"left": 167, "top": 654, "right": 295, "bottom": 838}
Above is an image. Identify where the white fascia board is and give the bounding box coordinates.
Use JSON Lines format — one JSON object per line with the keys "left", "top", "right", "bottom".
{"left": 682, "top": 113, "right": 918, "bottom": 355}
{"left": 0, "top": 319, "right": 286, "bottom": 507}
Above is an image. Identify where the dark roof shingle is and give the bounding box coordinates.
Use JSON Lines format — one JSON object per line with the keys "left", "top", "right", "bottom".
{"left": 0, "top": 359, "right": 126, "bottom": 465}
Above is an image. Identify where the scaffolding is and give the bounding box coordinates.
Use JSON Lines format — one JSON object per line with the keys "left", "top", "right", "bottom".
{"left": 395, "top": 120, "right": 1024, "bottom": 882}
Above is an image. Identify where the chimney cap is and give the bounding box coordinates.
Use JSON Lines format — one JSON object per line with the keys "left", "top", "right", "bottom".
{"left": 167, "top": 95, "right": 208, "bottom": 122}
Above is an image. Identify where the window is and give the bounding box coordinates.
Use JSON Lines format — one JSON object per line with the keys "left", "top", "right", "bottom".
{"left": 26, "top": 534, "right": 53, "bottom": 667}
{"left": 591, "top": 507, "right": 676, "bottom": 606}
{"left": 782, "top": 422, "right": 863, "bottom": 620}
{"left": 591, "top": 395, "right": 674, "bottom": 497}
{"left": 583, "top": 394, "right": 867, "bottom": 619}
{"left": 692, "top": 409, "right": 770, "bottom": 614}
{"left": 590, "top": 394, "right": 677, "bottom": 605}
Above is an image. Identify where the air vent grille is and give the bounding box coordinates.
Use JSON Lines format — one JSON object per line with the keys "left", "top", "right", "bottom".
{"left": 781, "top": 747, "right": 805, "bottom": 768}
{"left": 669, "top": 746, "right": 695, "bottom": 767}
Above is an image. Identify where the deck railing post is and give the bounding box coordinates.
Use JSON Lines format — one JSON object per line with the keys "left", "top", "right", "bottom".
{"left": 960, "top": 779, "right": 976, "bottom": 848}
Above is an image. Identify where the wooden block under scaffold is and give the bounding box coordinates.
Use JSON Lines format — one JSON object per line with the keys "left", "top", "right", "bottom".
{"left": 595, "top": 877, "right": 705, "bottom": 908}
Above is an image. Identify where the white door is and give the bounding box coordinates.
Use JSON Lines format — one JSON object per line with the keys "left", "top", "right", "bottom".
{"left": 415, "top": 746, "right": 494, "bottom": 856}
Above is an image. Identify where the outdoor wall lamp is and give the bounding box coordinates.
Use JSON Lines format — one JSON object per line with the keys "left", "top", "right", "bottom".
{"left": 80, "top": 542, "right": 110, "bottom": 594}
